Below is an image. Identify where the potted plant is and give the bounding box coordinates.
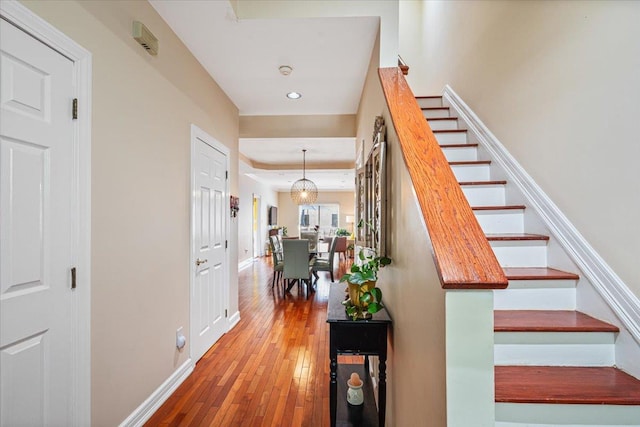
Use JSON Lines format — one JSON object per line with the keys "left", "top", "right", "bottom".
{"left": 335, "top": 228, "right": 350, "bottom": 237}
{"left": 339, "top": 220, "right": 392, "bottom": 320}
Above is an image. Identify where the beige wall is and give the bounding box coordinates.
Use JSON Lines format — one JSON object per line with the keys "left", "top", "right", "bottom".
{"left": 400, "top": 0, "right": 640, "bottom": 297}
{"left": 277, "top": 191, "right": 355, "bottom": 237}
{"left": 20, "top": 1, "right": 239, "bottom": 425}
{"left": 238, "top": 168, "right": 278, "bottom": 262}
{"left": 355, "top": 29, "right": 448, "bottom": 426}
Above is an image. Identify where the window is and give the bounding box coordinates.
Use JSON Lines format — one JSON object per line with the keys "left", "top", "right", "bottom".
{"left": 299, "top": 203, "right": 340, "bottom": 238}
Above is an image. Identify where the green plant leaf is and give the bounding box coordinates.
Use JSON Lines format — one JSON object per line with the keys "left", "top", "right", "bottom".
{"left": 339, "top": 274, "right": 351, "bottom": 283}
{"left": 367, "top": 302, "right": 382, "bottom": 314}
{"left": 360, "top": 292, "right": 372, "bottom": 304}
{"left": 380, "top": 256, "right": 392, "bottom": 266}
{"left": 371, "top": 287, "right": 382, "bottom": 303}
{"left": 350, "top": 264, "right": 360, "bottom": 273}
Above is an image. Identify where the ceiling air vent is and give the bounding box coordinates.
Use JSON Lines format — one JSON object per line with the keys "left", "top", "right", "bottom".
{"left": 132, "top": 21, "right": 158, "bottom": 56}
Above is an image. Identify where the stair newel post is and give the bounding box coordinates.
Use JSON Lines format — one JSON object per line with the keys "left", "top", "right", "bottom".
{"left": 446, "top": 290, "right": 496, "bottom": 427}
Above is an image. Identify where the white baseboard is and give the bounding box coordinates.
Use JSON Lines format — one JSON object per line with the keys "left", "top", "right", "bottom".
{"left": 442, "top": 85, "right": 640, "bottom": 346}
{"left": 228, "top": 310, "right": 241, "bottom": 330}
{"left": 238, "top": 257, "right": 254, "bottom": 271}
{"left": 118, "top": 359, "right": 193, "bottom": 427}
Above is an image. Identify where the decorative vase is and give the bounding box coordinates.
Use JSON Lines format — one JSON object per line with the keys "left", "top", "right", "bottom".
{"left": 346, "top": 378, "right": 364, "bottom": 405}
{"left": 347, "top": 281, "right": 375, "bottom": 319}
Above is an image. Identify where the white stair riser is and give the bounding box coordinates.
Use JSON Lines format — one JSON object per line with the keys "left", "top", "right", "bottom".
{"left": 450, "top": 164, "right": 490, "bottom": 181}
{"left": 494, "top": 284, "right": 576, "bottom": 310}
{"left": 495, "top": 332, "right": 615, "bottom": 366}
{"left": 422, "top": 108, "right": 450, "bottom": 119}
{"left": 461, "top": 185, "right": 506, "bottom": 206}
{"left": 442, "top": 146, "right": 478, "bottom": 162}
{"left": 496, "top": 403, "right": 640, "bottom": 426}
{"left": 434, "top": 131, "right": 468, "bottom": 145}
{"left": 490, "top": 241, "right": 547, "bottom": 267}
{"left": 417, "top": 97, "right": 443, "bottom": 108}
{"left": 474, "top": 210, "right": 525, "bottom": 234}
{"left": 428, "top": 118, "right": 458, "bottom": 130}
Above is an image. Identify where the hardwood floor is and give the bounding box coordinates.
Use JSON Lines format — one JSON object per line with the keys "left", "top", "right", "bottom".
{"left": 145, "top": 256, "right": 353, "bottom": 427}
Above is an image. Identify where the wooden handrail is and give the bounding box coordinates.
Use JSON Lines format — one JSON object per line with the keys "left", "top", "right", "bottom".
{"left": 378, "top": 67, "right": 507, "bottom": 289}
{"left": 397, "top": 55, "right": 409, "bottom": 75}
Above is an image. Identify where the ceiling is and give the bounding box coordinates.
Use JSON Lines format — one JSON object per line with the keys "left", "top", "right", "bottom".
{"left": 149, "top": 0, "right": 379, "bottom": 192}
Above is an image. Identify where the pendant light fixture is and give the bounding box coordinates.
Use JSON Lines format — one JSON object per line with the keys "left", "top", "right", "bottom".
{"left": 290, "top": 149, "right": 318, "bottom": 205}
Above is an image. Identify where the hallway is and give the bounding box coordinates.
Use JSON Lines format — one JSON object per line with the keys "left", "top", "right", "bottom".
{"left": 145, "top": 257, "right": 353, "bottom": 426}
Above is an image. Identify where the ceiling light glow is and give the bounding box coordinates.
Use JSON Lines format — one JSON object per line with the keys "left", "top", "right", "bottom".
{"left": 286, "top": 92, "right": 302, "bottom": 99}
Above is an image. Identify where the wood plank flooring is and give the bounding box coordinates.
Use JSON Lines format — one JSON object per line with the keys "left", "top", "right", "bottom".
{"left": 145, "top": 256, "right": 353, "bottom": 427}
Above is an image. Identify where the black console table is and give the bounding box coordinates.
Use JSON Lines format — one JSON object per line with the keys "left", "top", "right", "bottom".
{"left": 327, "top": 285, "right": 392, "bottom": 427}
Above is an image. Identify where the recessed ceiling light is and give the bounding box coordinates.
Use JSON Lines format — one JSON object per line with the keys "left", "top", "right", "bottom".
{"left": 286, "top": 92, "right": 302, "bottom": 99}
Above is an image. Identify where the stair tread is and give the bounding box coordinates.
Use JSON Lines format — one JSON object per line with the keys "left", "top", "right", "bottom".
{"left": 494, "top": 310, "right": 619, "bottom": 332}
{"left": 449, "top": 160, "right": 491, "bottom": 166}
{"left": 422, "top": 106, "right": 449, "bottom": 110}
{"left": 503, "top": 267, "right": 579, "bottom": 280}
{"left": 427, "top": 117, "right": 458, "bottom": 121}
{"left": 487, "top": 233, "right": 549, "bottom": 241}
{"left": 440, "top": 143, "right": 477, "bottom": 148}
{"left": 472, "top": 205, "right": 526, "bottom": 211}
{"left": 459, "top": 180, "right": 507, "bottom": 186}
{"left": 495, "top": 366, "right": 640, "bottom": 405}
{"left": 415, "top": 95, "right": 442, "bottom": 99}
{"left": 433, "top": 129, "right": 467, "bottom": 133}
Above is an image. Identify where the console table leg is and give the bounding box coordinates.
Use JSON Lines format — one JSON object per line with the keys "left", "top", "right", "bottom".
{"left": 330, "top": 353, "right": 337, "bottom": 427}
{"left": 379, "top": 358, "right": 387, "bottom": 427}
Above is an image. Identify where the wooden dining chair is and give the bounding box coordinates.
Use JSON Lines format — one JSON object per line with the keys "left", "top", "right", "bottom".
{"left": 312, "top": 236, "right": 338, "bottom": 282}
{"left": 334, "top": 236, "right": 348, "bottom": 261}
{"left": 269, "top": 235, "right": 284, "bottom": 289}
{"left": 282, "top": 239, "right": 313, "bottom": 294}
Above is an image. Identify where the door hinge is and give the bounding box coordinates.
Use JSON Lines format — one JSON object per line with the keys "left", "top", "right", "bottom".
{"left": 225, "top": 170, "right": 228, "bottom": 180}
{"left": 72, "top": 98, "right": 78, "bottom": 120}
{"left": 225, "top": 240, "right": 228, "bottom": 249}
{"left": 225, "top": 309, "right": 228, "bottom": 318}
{"left": 71, "top": 267, "right": 77, "bottom": 289}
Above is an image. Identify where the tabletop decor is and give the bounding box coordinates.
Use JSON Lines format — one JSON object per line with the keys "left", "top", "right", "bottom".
{"left": 340, "top": 220, "right": 392, "bottom": 320}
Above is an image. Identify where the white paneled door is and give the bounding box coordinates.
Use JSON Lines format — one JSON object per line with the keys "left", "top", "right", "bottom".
{"left": 191, "top": 132, "right": 228, "bottom": 362}
{"left": 0, "top": 19, "right": 75, "bottom": 425}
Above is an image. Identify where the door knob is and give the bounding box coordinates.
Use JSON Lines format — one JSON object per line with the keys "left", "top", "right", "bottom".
{"left": 196, "top": 258, "right": 208, "bottom": 266}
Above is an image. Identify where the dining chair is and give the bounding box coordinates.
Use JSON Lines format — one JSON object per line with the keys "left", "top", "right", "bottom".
{"left": 334, "top": 236, "right": 348, "bottom": 261}
{"left": 282, "top": 239, "right": 314, "bottom": 294}
{"left": 269, "top": 235, "right": 284, "bottom": 289}
{"left": 312, "top": 236, "right": 338, "bottom": 282}
{"left": 300, "top": 231, "right": 319, "bottom": 253}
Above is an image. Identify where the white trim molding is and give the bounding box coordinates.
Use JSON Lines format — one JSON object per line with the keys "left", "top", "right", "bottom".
{"left": 238, "top": 257, "right": 254, "bottom": 271}
{"left": 0, "top": 2, "right": 93, "bottom": 426}
{"left": 443, "top": 84, "right": 640, "bottom": 345}
{"left": 228, "top": 310, "right": 241, "bottom": 330}
{"left": 118, "top": 359, "right": 194, "bottom": 427}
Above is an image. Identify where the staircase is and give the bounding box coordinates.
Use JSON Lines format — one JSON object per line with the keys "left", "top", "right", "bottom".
{"left": 417, "top": 95, "right": 640, "bottom": 426}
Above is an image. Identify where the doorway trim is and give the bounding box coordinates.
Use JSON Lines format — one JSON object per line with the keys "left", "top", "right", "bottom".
{"left": 189, "top": 124, "right": 231, "bottom": 362}
{"left": 0, "top": 1, "right": 92, "bottom": 425}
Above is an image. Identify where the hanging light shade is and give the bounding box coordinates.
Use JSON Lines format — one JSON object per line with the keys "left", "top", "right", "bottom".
{"left": 290, "top": 149, "right": 318, "bottom": 205}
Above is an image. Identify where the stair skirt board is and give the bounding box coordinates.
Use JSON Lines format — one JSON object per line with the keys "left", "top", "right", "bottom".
{"left": 441, "top": 85, "right": 640, "bottom": 379}
{"left": 494, "top": 331, "right": 615, "bottom": 366}
{"left": 495, "top": 403, "right": 640, "bottom": 427}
